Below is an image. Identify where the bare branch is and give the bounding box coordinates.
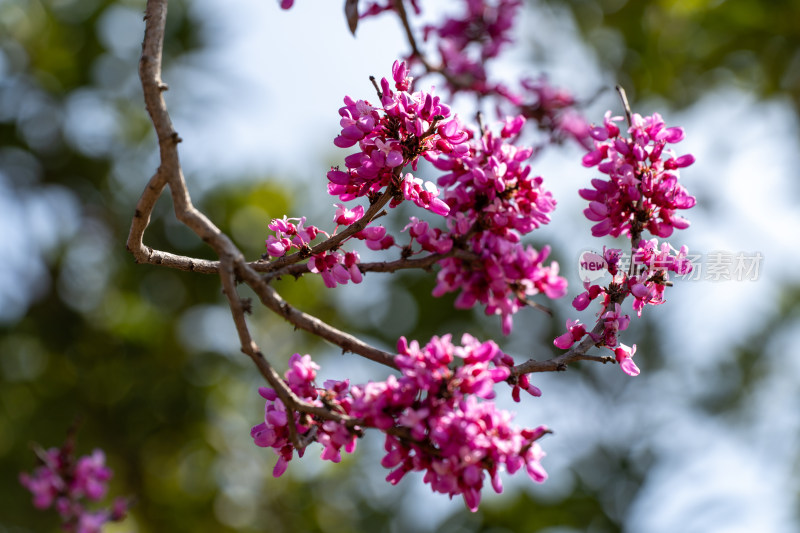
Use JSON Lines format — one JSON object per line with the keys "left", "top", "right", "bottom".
{"left": 133, "top": 0, "right": 398, "bottom": 373}
{"left": 236, "top": 265, "right": 399, "bottom": 370}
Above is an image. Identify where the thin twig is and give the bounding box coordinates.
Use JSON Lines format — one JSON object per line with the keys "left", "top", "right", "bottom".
{"left": 236, "top": 264, "right": 400, "bottom": 370}
{"left": 615, "top": 85, "right": 633, "bottom": 128}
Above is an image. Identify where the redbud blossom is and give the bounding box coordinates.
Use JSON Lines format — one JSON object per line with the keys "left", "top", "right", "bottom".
{"left": 327, "top": 61, "right": 469, "bottom": 217}
{"left": 20, "top": 444, "right": 128, "bottom": 531}
{"left": 614, "top": 343, "right": 640, "bottom": 376}
{"left": 553, "top": 319, "right": 587, "bottom": 350}
{"left": 418, "top": 0, "right": 523, "bottom": 96}
{"left": 333, "top": 203, "right": 364, "bottom": 225}
{"left": 580, "top": 111, "right": 696, "bottom": 239}
{"left": 251, "top": 335, "right": 548, "bottom": 512}
{"left": 430, "top": 123, "right": 566, "bottom": 333}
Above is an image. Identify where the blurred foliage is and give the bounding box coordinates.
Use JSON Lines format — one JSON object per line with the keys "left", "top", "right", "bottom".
{"left": 542, "top": 0, "right": 800, "bottom": 112}
{"left": 1, "top": 0, "right": 798, "bottom": 531}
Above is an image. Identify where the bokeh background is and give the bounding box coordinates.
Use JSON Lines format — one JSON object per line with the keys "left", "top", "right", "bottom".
{"left": 1, "top": 0, "right": 799, "bottom": 531}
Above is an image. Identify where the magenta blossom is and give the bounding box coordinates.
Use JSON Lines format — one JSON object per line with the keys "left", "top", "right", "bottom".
{"left": 251, "top": 335, "right": 549, "bottom": 512}
{"left": 20, "top": 441, "right": 128, "bottom": 531}
{"left": 327, "top": 61, "right": 469, "bottom": 216}
{"left": 307, "top": 251, "right": 363, "bottom": 288}
{"left": 418, "top": 0, "right": 523, "bottom": 96}
{"left": 265, "top": 216, "right": 327, "bottom": 258}
{"left": 614, "top": 343, "right": 640, "bottom": 376}
{"left": 553, "top": 319, "right": 588, "bottom": 350}
{"left": 430, "top": 121, "right": 566, "bottom": 333}
{"left": 333, "top": 203, "right": 364, "bottom": 226}
{"left": 580, "top": 111, "right": 695, "bottom": 239}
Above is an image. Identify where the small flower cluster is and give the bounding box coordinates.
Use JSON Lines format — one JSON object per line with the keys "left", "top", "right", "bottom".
{"left": 308, "top": 250, "right": 363, "bottom": 288}
{"left": 431, "top": 116, "right": 567, "bottom": 334}
{"left": 580, "top": 112, "right": 696, "bottom": 239}
{"left": 420, "top": 0, "right": 522, "bottom": 95}
{"left": 553, "top": 111, "right": 696, "bottom": 376}
{"left": 327, "top": 60, "right": 468, "bottom": 214}
{"left": 556, "top": 240, "right": 693, "bottom": 375}
{"left": 511, "top": 77, "right": 592, "bottom": 148}
{"left": 264, "top": 216, "right": 326, "bottom": 258}
{"left": 265, "top": 209, "right": 379, "bottom": 288}
{"left": 251, "top": 354, "right": 358, "bottom": 477}
{"left": 251, "top": 335, "right": 548, "bottom": 511}
{"left": 629, "top": 238, "right": 692, "bottom": 315}
{"left": 403, "top": 217, "right": 453, "bottom": 254}
{"left": 20, "top": 443, "right": 128, "bottom": 532}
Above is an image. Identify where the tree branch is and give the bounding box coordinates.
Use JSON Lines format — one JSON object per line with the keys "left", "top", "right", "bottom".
{"left": 133, "top": 0, "right": 398, "bottom": 374}
{"left": 512, "top": 322, "right": 614, "bottom": 375}
{"left": 236, "top": 264, "right": 399, "bottom": 370}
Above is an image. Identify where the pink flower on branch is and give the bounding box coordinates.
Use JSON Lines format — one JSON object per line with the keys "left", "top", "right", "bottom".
{"left": 614, "top": 343, "right": 640, "bottom": 377}
{"left": 417, "top": 0, "right": 523, "bottom": 96}
{"left": 512, "top": 77, "right": 592, "bottom": 148}
{"left": 327, "top": 61, "right": 469, "bottom": 216}
{"left": 580, "top": 111, "right": 696, "bottom": 240}
{"left": 265, "top": 216, "right": 327, "bottom": 258}
{"left": 19, "top": 435, "right": 129, "bottom": 531}
{"left": 429, "top": 122, "right": 565, "bottom": 333}
{"left": 308, "top": 251, "right": 363, "bottom": 288}
{"left": 251, "top": 335, "right": 549, "bottom": 512}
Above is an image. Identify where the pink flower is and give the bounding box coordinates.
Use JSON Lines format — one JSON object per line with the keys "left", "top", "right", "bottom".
{"left": 515, "top": 77, "right": 591, "bottom": 148}
{"left": 614, "top": 343, "right": 640, "bottom": 376}
{"left": 252, "top": 335, "right": 550, "bottom": 512}
{"left": 308, "top": 251, "right": 362, "bottom": 288}
{"left": 430, "top": 124, "right": 565, "bottom": 333}
{"left": 403, "top": 217, "right": 452, "bottom": 254}
{"left": 328, "top": 62, "right": 468, "bottom": 207}
{"left": 333, "top": 203, "right": 364, "bottom": 225}
{"left": 20, "top": 441, "right": 128, "bottom": 530}
{"left": 265, "top": 216, "right": 326, "bottom": 257}
{"left": 579, "top": 111, "right": 695, "bottom": 240}
{"left": 402, "top": 174, "right": 450, "bottom": 216}
{"left": 71, "top": 450, "right": 112, "bottom": 501}
{"left": 553, "top": 319, "right": 587, "bottom": 350}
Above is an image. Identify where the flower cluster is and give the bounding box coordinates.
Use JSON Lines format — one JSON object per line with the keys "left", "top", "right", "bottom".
{"left": 275, "top": 63, "right": 565, "bottom": 332}
{"left": 260, "top": 1, "right": 699, "bottom": 510}
{"left": 551, "top": 110, "right": 696, "bottom": 376}
{"left": 420, "top": 0, "right": 522, "bottom": 95}
{"left": 20, "top": 443, "right": 128, "bottom": 532}
{"left": 403, "top": 217, "right": 453, "bottom": 254}
{"left": 327, "top": 60, "right": 468, "bottom": 213}
{"left": 264, "top": 216, "right": 326, "bottom": 258}
{"left": 251, "top": 354, "right": 358, "bottom": 477}
{"left": 580, "top": 112, "right": 696, "bottom": 239}
{"left": 556, "top": 239, "right": 693, "bottom": 375}
{"left": 251, "top": 335, "right": 548, "bottom": 511}
{"left": 308, "top": 250, "right": 363, "bottom": 288}
{"left": 431, "top": 117, "right": 567, "bottom": 334}
{"left": 511, "top": 77, "right": 592, "bottom": 148}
